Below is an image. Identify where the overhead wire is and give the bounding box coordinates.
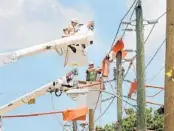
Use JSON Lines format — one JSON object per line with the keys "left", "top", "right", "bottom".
{"left": 123, "top": 56, "right": 136, "bottom": 79}
{"left": 90, "top": 89, "right": 137, "bottom": 109}
{"left": 93, "top": 81, "right": 103, "bottom": 116}
{"left": 50, "top": 94, "right": 69, "bottom": 131}
{"left": 3, "top": 111, "right": 63, "bottom": 118}
{"left": 144, "top": 24, "right": 156, "bottom": 44}
{"left": 82, "top": 88, "right": 138, "bottom": 129}
{"left": 121, "top": 3, "right": 137, "bottom": 38}
{"left": 124, "top": 96, "right": 163, "bottom": 106}
{"left": 93, "top": 93, "right": 137, "bottom": 123}
{"left": 146, "top": 89, "right": 164, "bottom": 98}
{"left": 99, "top": 92, "right": 102, "bottom": 127}
{"left": 123, "top": 12, "right": 166, "bottom": 80}
{"left": 147, "top": 65, "right": 165, "bottom": 83}
{"left": 144, "top": 12, "right": 166, "bottom": 45}
{"left": 145, "top": 38, "right": 166, "bottom": 69}
{"left": 109, "top": 0, "right": 138, "bottom": 51}
{"left": 108, "top": 78, "right": 115, "bottom": 93}
{"left": 94, "top": 97, "right": 115, "bottom": 122}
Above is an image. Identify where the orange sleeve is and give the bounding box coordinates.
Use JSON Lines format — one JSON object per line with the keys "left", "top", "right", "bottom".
{"left": 128, "top": 81, "right": 137, "bottom": 97}
{"left": 62, "top": 106, "right": 88, "bottom": 121}
{"left": 112, "top": 39, "right": 124, "bottom": 55}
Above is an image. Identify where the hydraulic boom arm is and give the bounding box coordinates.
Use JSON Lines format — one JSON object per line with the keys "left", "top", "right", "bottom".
{"left": 0, "top": 69, "right": 78, "bottom": 116}
{"left": 0, "top": 24, "right": 94, "bottom": 67}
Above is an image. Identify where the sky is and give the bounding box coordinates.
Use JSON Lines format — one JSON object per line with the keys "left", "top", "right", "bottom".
{"left": 0, "top": 0, "right": 166, "bottom": 130}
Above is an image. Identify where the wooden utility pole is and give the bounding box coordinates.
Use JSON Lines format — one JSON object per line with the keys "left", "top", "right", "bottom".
{"left": 89, "top": 109, "right": 94, "bottom": 131}
{"left": 72, "top": 121, "right": 77, "bottom": 131}
{"left": 164, "top": 0, "right": 174, "bottom": 130}
{"left": 136, "top": 0, "right": 146, "bottom": 130}
{"left": 116, "top": 51, "right": 123, "bottom": 131}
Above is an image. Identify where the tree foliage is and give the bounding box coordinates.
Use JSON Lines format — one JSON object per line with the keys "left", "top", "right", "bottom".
{"left": 96, "top": 108, "right": 163, "bottom": 131}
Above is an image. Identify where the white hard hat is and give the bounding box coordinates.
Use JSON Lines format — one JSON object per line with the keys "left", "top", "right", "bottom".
{"left": 89, "top": 61, "right": 94, "bottom": 65}
{"left": 71, "top": 19, "right": 78, "bottom": 23}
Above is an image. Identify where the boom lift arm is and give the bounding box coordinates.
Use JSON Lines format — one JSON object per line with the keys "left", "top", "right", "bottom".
{"left": 0, "top": 69, "right": 78, "bottom": 116}
{"left": 0, "top": 23, "right": 94, "bottom": 67}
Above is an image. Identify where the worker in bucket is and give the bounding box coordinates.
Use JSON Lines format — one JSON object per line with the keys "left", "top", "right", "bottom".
{"left": 87, "top": 21, "right": 94, "bottom": 30}
{"left": 67, "top": 19, "right": 79, "bottom": 35}
{"left": 86, "top": 61, "right": 105, "bottom": 90}
{"left": 86, "top": 61, "right": 100, "bottom": 81}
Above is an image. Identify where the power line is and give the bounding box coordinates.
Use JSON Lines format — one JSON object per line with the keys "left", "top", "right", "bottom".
{"left": 146, "top": 89, "right": 164, "bottom": 98}
{"left": 123, "top": 12, "right": 166, "bottom": 80}
{"left": 145, "top": 38, "right": 166, "bottom": 69}
{"left": 94, "top": 97, "right": 115, "bottom": 122}
{"left": 147, "top": 65, "right": 164, "bottom": 83}
{"left": 3, "top": 111, "right": 63, "bottom": 118}
{"left": 147, "top": 64, "right": 164, "bottom": 81}
{"left": 110, "top": 0, "right": 138, "bottom": 51}
{"left": 121, "top": 3, "right": 137, "bottom": 38}
{"left": 50, "top": 94, "right": 69, "bottom": 131}
{"left": 157, "top": 12, "right": 166, "bottom": 20}
{"left": 123, "top": 56, "right": 136, "bottom": 79}
{"left": 144, "top": 24, "right": 156, "bottom": 44}
{"left": 144, "top": 12, "right": 166, "bottom": 45}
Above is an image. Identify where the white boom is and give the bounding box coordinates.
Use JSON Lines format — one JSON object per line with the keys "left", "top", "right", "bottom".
{"left": 0, "top": 69, "right": 78, "bottom": 116}
{"left": 0, "top": 24, "right": 94, "bottom": 67}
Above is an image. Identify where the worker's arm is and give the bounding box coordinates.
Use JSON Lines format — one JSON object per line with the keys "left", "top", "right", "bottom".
{"left": 67, "top": 25, "right": 75, "bottom": 35}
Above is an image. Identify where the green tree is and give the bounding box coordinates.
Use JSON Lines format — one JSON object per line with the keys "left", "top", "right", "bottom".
{"left": 96, "top": 108, "right": 163, "bottom": 131}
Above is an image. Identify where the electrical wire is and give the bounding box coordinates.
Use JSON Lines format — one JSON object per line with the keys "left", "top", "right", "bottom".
{"left": 146, "top": 89, "right": 164, "bottom": 98}
{"left": 84, "top": 95, "right": 114, "bottom": 131}
{"left": 145, "top": 38, "right": 166, "bottom": 69}
{"left": 94, "top": 97, "right": 115, "bottom": 122}
{"left": 50, "top": 94, "right": 69, "bottom": 131}
{"left": 94, "top": 83, "right": 102, "bottom": 113}
{"left": 91, "top": 89, "right": 137, "bottom": 109}
{"left": 144, "top": 24, "right": 156, "bottom": 44}
{"left": 144, "top": 12, "right": 166, "bottom": 45}
{"left": 157, "top": 12, "right": 166, "bottom": 20}
{"left": 121, "top": 3, "right": 137, "bottom": 38}
{"left": 109, "top": 0, "right": 138, "bottom": 51}
{"left": 108, "top": 78, "right": 115, "bottom": 93}
{"left": 125, "top": 97, "right": 163, "bottom": 106}
{"left": 147, "top": 65, "right": 164, "bottom": 83}
{"left": 98, "top": 92, "right": 102, "bottom": 127}
{"left": 123, "top": 55, "right": 136, "bottom": 79}
{"left": 3, "top": 111, "right": 63, "bottom": 118}
{"left": 123, "top": 12, "right": 166, "bottom": 79}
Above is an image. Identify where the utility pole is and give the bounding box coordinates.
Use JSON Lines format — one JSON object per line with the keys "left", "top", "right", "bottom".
{"left": 135, "top": 0, "right": 146, "bottom": 130}
{"left": 164, "top": 0, "right": 174, "bottom": 130}
{"left": 89, "top": 109, "right": 94, "bottom": 131}
{"left": 116, "top": 51, "right": 123, "bottom": 131}
{"left": 72, "top": 121, "right": 77, "bottom": 131}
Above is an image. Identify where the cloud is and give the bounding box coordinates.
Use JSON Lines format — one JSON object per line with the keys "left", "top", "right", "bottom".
{"left": 0, "top": 0, "right": 24, "bottom": 17}
{"left": 0, "top": 0, "right": 94, "bottom": 52}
